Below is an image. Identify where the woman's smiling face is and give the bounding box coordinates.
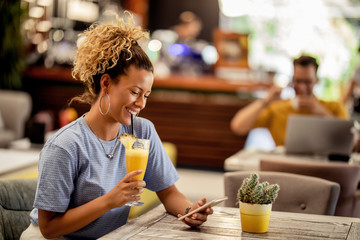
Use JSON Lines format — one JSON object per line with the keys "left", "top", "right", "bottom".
{"left": 107, "top": 65, "right": 153, "bottom": 125}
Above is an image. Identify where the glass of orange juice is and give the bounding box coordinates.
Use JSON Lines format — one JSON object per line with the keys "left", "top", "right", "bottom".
{"left": 125, "top": 138, "right": 150, "bottom": 206}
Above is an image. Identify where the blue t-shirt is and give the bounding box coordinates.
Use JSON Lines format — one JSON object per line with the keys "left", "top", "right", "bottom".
{"left": 30, "top": 115, "right": 179, "bottom": 239}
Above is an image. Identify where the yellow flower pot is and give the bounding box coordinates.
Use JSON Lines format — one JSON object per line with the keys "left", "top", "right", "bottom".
{"left": 239, "top": 201, "right": 272, "bottom": 233}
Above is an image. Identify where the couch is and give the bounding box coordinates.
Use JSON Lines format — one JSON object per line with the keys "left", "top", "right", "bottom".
{"left": 0, "top": 90, "right": 32, "bottom": 148}
{"left": 0, "top": 178, "right": 37, "bottom": 240}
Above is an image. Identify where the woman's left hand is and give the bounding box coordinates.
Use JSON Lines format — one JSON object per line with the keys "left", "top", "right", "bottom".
{"left": 177, "top": 198, "right": 213, "bottom": 227}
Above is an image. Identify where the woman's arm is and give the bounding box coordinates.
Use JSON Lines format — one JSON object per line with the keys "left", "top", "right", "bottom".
{"left": 38, "top": 170, "right": 145, "bottom": 238}
{"left": 157, "top": 185, "right": 213, "bottom": 227}
{"left": 38, "top": 195, "right": 110, "bottom": 238}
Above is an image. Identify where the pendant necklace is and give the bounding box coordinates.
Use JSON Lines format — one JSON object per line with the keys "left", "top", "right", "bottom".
{"left": 85, "top": 115, "right": 119, "bottom": 159}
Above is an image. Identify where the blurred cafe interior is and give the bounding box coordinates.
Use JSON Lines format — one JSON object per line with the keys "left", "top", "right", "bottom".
{"left": 2, "top": 0, "right": 360, "bottom": 224}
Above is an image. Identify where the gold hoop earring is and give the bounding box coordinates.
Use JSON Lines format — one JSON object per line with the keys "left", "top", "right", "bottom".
{"left": 99, "top": 93, "right": 110, "bottom": 116}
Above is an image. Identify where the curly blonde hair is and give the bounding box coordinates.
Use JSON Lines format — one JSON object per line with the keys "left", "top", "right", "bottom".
{"left": 70, "top": 12, "right": 153, "bottom": 105}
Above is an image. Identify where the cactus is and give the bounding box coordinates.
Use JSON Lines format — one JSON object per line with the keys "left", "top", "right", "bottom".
{"left": 237, "top": 173, "right": 280, "bottom": 204}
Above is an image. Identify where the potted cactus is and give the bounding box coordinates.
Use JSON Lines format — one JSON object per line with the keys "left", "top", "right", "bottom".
{"left": 237, "top": 173, "right": 280, "bottom": 233}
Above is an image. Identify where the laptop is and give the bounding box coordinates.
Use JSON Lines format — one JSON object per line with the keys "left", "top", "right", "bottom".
{"left": 285, "top": 115, "right": 354, "bottom": 156}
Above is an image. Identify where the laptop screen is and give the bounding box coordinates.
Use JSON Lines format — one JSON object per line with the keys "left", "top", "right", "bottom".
{"left": 285, "top": 115, "right": 354, "bottom": 156}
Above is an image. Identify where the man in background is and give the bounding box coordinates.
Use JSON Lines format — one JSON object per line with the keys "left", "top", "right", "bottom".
{"left": 230, "top": 55, "right": 349, "bottom": 146}
{"left": 151, "top": 11, "right": 208, "bottom": 76}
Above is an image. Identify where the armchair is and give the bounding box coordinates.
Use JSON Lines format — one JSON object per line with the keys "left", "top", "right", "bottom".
{"left": 224, "top": 171, "right": 340, "bottom": 215}
{"left": 0, "top": 90, "right": 32, "bottom": 148}
{"left": 260, "top": 158, "right": 360, "bottom": 217}
{"left": 0, "top": 178, "right": 37, "bottom": 240}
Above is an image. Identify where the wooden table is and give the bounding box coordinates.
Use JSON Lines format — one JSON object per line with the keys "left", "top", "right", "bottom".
{"left": 100, "top": 205, "right": 360, "bottom": 239}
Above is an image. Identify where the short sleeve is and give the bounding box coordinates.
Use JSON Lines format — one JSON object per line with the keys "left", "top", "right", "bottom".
{"left": 321, "top": 100, "right": 349, "bottom": 120}
{"left": 333, "top": 102, "right": 349, "bottom": 119}
{"left": 253, "top": 106, "right": 272, "bottom": 129}
{"left": 33, "top": 143, "right": 77, "bottom": 212}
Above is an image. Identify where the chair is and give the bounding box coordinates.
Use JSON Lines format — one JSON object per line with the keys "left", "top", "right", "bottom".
{"left": 224, "top": 171, "right": 340, "bottom": 215}
{"left": 0, "top": 90, "right": 32, "bottom": 148}
{"left": 260, "top": 158, "right": 360, "bottom": 217}
{"left": 0, "top": 178, "right": 37, "bottom": 240}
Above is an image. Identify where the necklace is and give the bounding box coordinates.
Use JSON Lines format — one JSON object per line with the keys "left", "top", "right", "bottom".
{"left": 85, "top": 115, "right": 119, "bottom": 159}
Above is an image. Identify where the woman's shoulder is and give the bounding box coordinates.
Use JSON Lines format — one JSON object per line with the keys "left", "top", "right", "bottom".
{"left": 130, "top": 117, "right": 155, "bottom": 132}
{"left": 131, "top": 117, "right": 157, "bottom": 139}
{"left": 134, "top": 117, "right": 154, "bottom": 127}
{"left": 45, "top": 117, "right": 86, "bottom": 148}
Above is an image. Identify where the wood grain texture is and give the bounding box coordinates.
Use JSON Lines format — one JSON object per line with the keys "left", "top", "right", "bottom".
{"left": 348, "top": 222, "right": 360, "bottom": 240}
{"left": 100, "top": 205, "right": 360, "bottom": 240}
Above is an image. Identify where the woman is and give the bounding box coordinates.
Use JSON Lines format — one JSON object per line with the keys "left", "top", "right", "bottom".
{"left": 21, "top": 13, "right": 212, "bottom": 239}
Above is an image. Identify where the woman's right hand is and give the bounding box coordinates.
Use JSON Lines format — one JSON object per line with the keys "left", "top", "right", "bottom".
{"left": 104, "top": 170, "right": 146, "bottom": 209}
{"left": 37, "top": 171, "right": 146, "bottom": 238}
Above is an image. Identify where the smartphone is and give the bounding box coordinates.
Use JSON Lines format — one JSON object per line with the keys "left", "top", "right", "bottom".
{"left": 177, "top": 196, "right": 228, "bottom": 221}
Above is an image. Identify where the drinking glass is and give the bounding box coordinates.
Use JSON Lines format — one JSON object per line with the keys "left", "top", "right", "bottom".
{"left": 125, "top": 138, "right": 150, "bottom": 206}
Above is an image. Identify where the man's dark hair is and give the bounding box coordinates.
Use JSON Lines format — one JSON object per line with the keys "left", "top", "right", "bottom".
{"left": 293, "top": 55, "right": 319, "bottom": 73}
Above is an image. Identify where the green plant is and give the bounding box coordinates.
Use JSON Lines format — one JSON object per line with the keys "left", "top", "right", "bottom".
{"left": 0, "top": 0, "right": 26, "bottom": 89}
{"left": 237, "top": 173, "right": 280, "bottom": 204}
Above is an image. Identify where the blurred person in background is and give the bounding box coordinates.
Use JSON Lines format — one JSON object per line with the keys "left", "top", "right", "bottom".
{"left": 342, "top": 48, "right": 360, "bottom": 152}
{"left": 231, "top": 55, "right": 349, "bottom": 146}
{"left": 342, "top": 46, "right": 360, "bottom": 122}
{"left": 342, "top": 67, "right": 360, "bottom": 120}
{"left": 151, "top": 11, "right": 210, "bottom": 75}
{"left": 172, "top": 11, "right": 203, "bottom": 44}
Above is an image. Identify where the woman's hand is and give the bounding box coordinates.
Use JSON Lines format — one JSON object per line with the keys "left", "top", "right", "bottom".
{"left": 104, "top": 170, "right": 146, "bottom": 209}
{"left": 177, "top": 198, "right": 213, "bottom": 227}
{"left": 38, "top": 172, "right": 146, "bottom": 238}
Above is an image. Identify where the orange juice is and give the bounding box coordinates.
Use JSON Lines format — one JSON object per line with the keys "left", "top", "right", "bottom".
{"left": 126, "top": 148, "right": 149, "bottom": 181}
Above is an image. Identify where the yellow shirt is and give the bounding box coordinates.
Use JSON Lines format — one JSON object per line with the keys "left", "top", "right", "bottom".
{"left": 253, "top": 99, "right": 349, "bottom": 146}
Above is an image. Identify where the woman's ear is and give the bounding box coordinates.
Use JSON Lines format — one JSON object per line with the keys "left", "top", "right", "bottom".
{"left": 100, "top": 74, "right": 111, "bottom": 92}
